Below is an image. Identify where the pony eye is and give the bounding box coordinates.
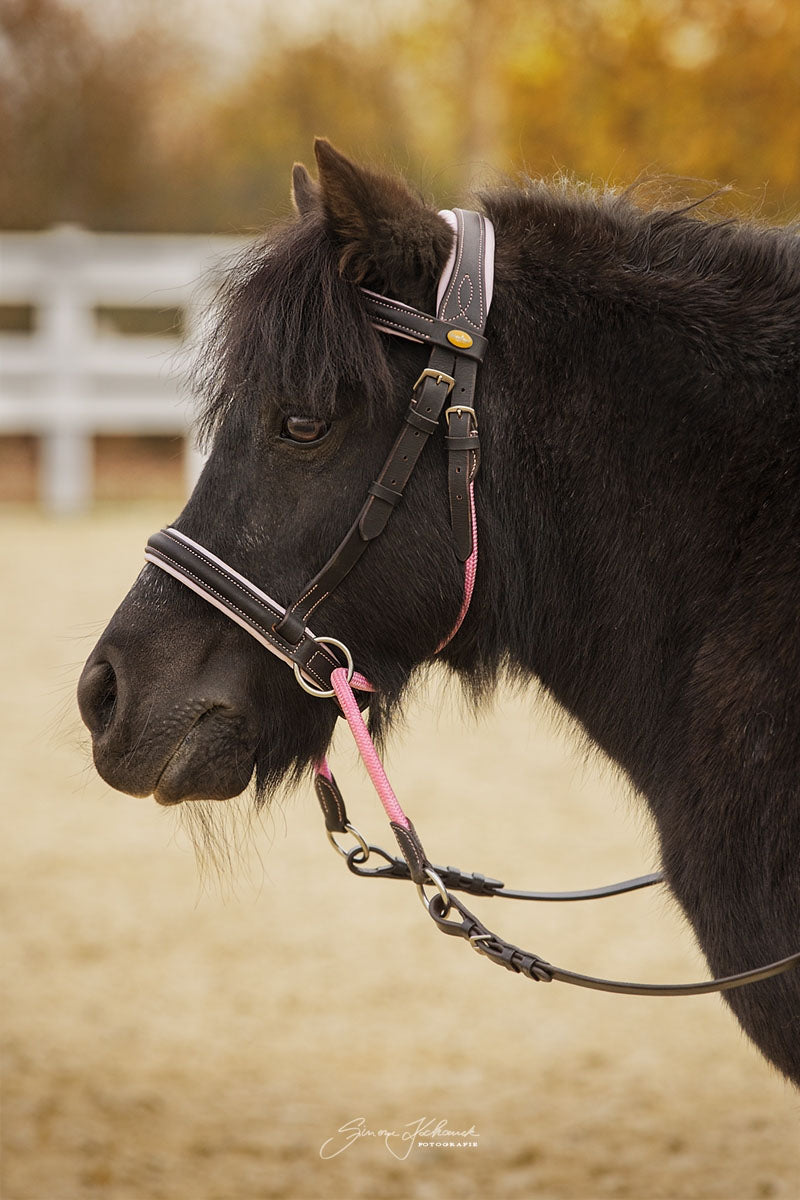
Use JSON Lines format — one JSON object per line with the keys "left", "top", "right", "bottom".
{"left": 281, "top": 416, "right": 330, "bottom": 443}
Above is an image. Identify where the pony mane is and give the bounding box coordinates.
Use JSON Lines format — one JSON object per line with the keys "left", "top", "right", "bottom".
{"left": 196, "top": 179, "right": 799, "bottom": 447}
{"left": 195, "top": 212, "right": 394, "bottom": 445}
{"left": 483, "top": 179, "right": 800, "bottom": 351}
{"left": 490, "top": 175, "right": 799, "bottom": 264}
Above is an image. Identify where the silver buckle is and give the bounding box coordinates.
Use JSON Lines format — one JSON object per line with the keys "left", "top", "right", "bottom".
{"left": 413, "top": 368, "right": 456, "bottom": 395}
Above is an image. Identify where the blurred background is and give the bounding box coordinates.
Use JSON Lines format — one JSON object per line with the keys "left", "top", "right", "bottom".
{"left": 1, "top": 0, "right": 799, "bottom": 510}
{"left": 2, "top": 3, "right": 799, "bottom": 1199}
{"left": 5, "top": 0, "right": 800, "bottom": 230}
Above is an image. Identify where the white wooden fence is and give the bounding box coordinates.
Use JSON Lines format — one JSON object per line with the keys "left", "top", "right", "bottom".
{"left": 0, "top": 225, "right": 248, "bottom": 513}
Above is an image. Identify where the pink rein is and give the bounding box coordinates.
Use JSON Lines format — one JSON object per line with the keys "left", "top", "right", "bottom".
{"left": 436, "top": 481, "right": 477, "bottom": 651}
{"left": 316, "top": 480, "right": 477, "bottom": 832}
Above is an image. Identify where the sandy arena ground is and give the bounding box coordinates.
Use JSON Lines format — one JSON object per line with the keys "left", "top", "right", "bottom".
{"left": 2, "top": 504, "right": 798, "bottom": 1200}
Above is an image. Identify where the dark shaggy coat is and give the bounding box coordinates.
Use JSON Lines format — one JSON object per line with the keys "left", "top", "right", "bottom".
{"left": 79, "top": 142, "right": 800, "bottom": 1085}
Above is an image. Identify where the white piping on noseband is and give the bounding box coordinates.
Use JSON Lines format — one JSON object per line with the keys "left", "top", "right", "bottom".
{"left": 145, "top": 527, "right": 307, "bottom": 671}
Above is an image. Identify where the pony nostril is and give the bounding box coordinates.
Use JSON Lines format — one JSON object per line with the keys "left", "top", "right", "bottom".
{"left": 77, "top": 660, "right": 118, "bottom": 737}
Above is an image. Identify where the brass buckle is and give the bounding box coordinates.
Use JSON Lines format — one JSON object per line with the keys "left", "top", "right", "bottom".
{"left": 413, "top": 368, "right": 456, "bottom": 395}
{"left": 445, "top": 404, "right": 477, "bottom": 426}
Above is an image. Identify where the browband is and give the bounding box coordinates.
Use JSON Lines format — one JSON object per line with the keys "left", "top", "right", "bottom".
{"left": 362, "top": 291, "right": 488, "bottom": 360}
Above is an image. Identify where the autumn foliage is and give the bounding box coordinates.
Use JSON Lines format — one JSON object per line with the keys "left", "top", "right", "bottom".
{"left": 1, "top": 0, "right": 798, "bottom": 232}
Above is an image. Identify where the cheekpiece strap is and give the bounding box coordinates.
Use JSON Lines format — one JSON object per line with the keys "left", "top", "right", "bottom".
{"left": 432, "top": 208, "right": 491, "bottom": 562}
{"left": 272, "top": 208, "right": 495, "bottom": 637}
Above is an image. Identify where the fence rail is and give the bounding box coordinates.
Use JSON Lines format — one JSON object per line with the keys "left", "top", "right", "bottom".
{"left": 0, "top": 225, "right": 248, "bottom": 513}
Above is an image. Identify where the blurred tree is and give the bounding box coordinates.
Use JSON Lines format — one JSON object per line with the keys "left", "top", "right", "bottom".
{"left": 206, "top": 35, "right": 414, "bottom": 229}
{"left": 0, "top": 0, "right": 195, "bottom": 228}
{"left": 0, "top": 0, "right": 797, "bottom": 231}
{"left": 502, "top": 0, "right": 800, "bottom": 216}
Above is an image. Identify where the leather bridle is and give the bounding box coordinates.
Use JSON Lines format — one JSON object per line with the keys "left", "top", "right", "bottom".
{"left": 145, "top": 209, "right": 800, "bottom": 998}
{"left": 146, "top": 209, "right": 488, "bottom": 699}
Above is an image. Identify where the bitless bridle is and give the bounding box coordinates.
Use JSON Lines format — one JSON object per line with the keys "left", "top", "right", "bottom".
{"left": 145, "top": 209, "right": 800, "bottom": 998}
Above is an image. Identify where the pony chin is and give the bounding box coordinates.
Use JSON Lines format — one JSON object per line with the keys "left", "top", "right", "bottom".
{"left": 151, "top": 711, "right": 258, "bottom": 806}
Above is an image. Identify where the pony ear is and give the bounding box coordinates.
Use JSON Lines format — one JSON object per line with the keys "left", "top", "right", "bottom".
{"left": 313, "top": 138, "right": 452, "bottom": 305}
{"left": 291, "top": 162, "right": 320, "bottom": 217}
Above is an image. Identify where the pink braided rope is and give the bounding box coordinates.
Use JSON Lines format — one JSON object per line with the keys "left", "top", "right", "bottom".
{"left": 350, "top": 671, "right": 374, "bottom": 693}
{"left": 314, "top": 485, "right": 477, "bottom": 832}
{"left": 314, "top": 673, "right": 374, "bottom": 784}
{"left": 330, "top": 668, "right": 410, "bottom": 829}
{"left": 436, "top": 481, "right": 477, "bottom": 652}
{"left": 314, "top": 674, "right": 375, "bottom": 789}
{"left": 315, "top": 757, "right": 333, "bottom": 782}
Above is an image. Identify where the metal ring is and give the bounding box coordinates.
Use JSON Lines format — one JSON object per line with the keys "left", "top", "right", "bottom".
{"left": 326, "top": 823, "right": 370, "bottom": 861}
{"left": 293, "top": 636, "right": 354, "bottom": 699}
{"left": 416, "top": 866, "right": 452, "bottom": 919}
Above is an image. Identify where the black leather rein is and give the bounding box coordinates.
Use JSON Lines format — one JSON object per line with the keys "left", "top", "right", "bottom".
{"left": 145, "top": 208, "right": 800, "bottom": 1000}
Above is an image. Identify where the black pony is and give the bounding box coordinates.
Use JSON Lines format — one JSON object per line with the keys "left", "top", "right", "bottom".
{"left": 79, "top": 141, "right": 800, "bottom": 1085}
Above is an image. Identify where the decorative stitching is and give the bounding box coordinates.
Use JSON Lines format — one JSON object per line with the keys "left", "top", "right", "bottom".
{"left": 369, "top": 315, "right": 436, "bottom": 340}
{"left": 317, "top": 775, "right": 346, "bottom": 827}
{"left": 301, "top": 588, "right": 331, "bottom": 620}
{"left": 291, "top": 580, "right": 322, "bottom": 612}
{"left": 370, "top": 322, "right": 424, "bottom": 345}
{"left": 440, "top": 211, "right": 486, "bottom": 332}
{"left": 372, "top": 316, "right": 429, "bottom": 336}
{"left": 161, "top": 532, "right": 287, "bottom": 626}
{"left": 294, "top": 654, "right": 332, "bottom": 689}
{"left": 456, "top": 274, "right": 474, "bottom": 319}
{"left": 153, "top": 539, "right": 333, "bottom": 687}
{"left": 366, "top": 295, "right": 435, "bottom": 324}
{"left": 150, "top": 552, "right": 286, "bottom": 658}
{"left": 373, "top": 313, "right": 485, "bottom": 355}
{"left": 441, "top": 209, "right": 466, "bottom": 317}
{"left": 305, "top": 647, "right": 338, "bottom": 682}
{"left": 477, "top": 217, "right": 485, "bottom": 325}
{"left": 392, "top": 823, "right": 426, "bottom": 879}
